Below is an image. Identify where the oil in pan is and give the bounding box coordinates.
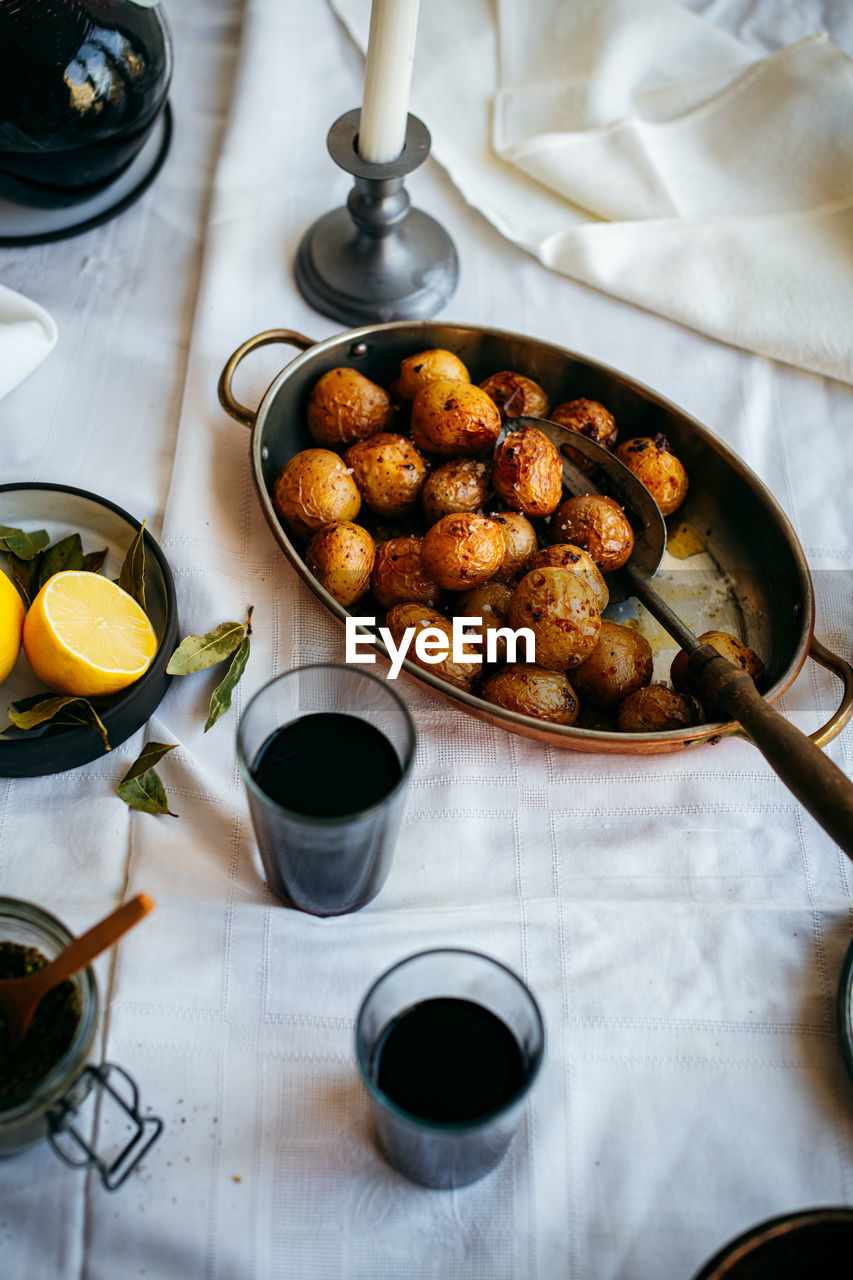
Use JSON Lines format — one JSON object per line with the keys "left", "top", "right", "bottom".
{"left": 606, "top": 521, "right": 746, "bottom": 688}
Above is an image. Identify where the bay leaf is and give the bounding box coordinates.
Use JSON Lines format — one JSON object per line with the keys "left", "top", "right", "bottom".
{"left": 39, "top": 532, "right": 84, "bottom": 587}
{"left": 204, "top": 634, "right": 250, "bottom": 732}
{"left": 121, "top": 740, "right": 177, "bottom": 784}
{"left": 118, "top": 520, "right": 146, "bottom": 609}
{"left": 0, "top": 525, "right": 50, "bottom": 561}
{"left": 8, "top": 692, "right": 87, "bottom": 729}
{"left": 8, "top": 552, "right": 40, "bottom": 606}
{"left": 7, "top": 691, "right": 60, "bottom": 716}
{"left": 82, "top": 547, "right": 108, "bottom": 573}
{"left": 6, "top": 693, "right": 110, "bottom": 751}
{"left": 166, "top": 620, "right": 245, "bottom": 676}
{"left": 117, "top": 768, "right": 177, "bottom": 817}
{"left": 49, "top": 701, "right": 111, "bottom": 752}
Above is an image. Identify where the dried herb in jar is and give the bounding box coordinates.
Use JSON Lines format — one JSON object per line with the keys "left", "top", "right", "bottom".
{"left": 0, "top": 942, "right": 81, "bottom": 1106}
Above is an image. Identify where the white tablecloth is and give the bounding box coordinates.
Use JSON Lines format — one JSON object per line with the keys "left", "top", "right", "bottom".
{"left": 1, "top": 2, "right": 852, "bottom": 1277}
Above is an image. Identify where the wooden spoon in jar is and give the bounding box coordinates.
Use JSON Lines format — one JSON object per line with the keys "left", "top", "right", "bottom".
{"left": 0, "top": 894, "right": 154, "bottom": 1056}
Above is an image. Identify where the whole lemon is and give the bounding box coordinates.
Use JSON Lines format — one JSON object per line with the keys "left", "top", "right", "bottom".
{"left": 0, "top": 569, "right": 25, "bottom": 684}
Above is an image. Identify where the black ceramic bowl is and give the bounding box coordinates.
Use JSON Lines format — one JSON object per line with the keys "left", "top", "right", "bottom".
{"left": 0, "top": 484, "right": 178, "bottom": 777}
{"left": 693, "top": 1209, "right": 853, "bottom": 1279}
{"left": 837, "top": 934, "right": 853, "bottom": 1087}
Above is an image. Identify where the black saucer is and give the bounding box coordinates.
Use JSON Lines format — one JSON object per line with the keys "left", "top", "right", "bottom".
{"left": 0, "top": 103, "right": 173, "bottom": 248}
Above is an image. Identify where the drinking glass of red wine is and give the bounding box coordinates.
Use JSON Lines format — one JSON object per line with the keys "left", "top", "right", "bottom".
{"left": 237, "top": 664, "right": 416, "bottom": 916}
{"left": 356, "top": 949, "right": 545, "bottom": 1189}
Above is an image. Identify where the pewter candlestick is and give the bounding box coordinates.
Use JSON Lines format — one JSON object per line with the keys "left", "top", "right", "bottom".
{"left": 294, "top": 108, "right": 458, "bottom": 326}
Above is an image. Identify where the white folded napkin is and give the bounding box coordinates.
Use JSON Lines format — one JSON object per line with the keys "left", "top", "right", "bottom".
{"left": 332, "top": 0, "right": 853, "bottom": 385}
{"left": 0, "top": 283, "right": 57, "bottom": 400}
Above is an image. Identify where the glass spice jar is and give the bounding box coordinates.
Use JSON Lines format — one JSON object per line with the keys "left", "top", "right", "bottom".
{"left": 0, "top": 896, "right": 161, "bottom": 1189}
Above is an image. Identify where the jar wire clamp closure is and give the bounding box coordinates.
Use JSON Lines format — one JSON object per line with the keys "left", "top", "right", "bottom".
{"left": 0, "top": 896, "right": 163, "bottom": 1187}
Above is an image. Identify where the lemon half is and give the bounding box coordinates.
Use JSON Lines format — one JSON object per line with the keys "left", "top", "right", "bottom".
{"left": 0, "top": 569, "right": 25, "bottom": 684}
{"left": 23, "top": 570, "right": 158, "bottom": 697}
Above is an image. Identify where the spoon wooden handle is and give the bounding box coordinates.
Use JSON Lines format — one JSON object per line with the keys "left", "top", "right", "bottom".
{"left": 30, "top": 894, "right": 155, "bottom": 997}
{"left": 692, "top": 648, "right": 853, "bottom": 856}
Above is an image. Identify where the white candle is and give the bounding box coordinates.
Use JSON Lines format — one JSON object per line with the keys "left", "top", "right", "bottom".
{"left": 358, "top": 0, "right": 420, "bottom": 164}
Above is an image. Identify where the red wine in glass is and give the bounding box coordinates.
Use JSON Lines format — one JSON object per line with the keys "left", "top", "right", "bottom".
{"left": 245, "top": 711, "right": 407, "bottom": 916}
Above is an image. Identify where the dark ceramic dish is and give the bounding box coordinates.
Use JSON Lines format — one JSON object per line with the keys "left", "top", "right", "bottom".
{"left": 0, "top": 484, "right": 178, "bottom": 777}
{"left": 836, "top": 934, "right": 853, "bottom": 1087}
{"left": 692, "top": 1208, "right": 853, "bottom": 1279}
{"left": 0, "top": 105, "right": 172, "bottom": 247}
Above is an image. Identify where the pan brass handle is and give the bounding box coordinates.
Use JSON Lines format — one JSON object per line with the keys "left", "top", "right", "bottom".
{"left": 217, "top": 329, "right": 315, "bottom": 428}
{"left": 719, "top": 634, "right": 853, "bottom": 750}
{"left": 806, "top": 635, "right": 853, "bottom": 748}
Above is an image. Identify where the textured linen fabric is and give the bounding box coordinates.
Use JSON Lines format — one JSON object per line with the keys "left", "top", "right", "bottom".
{"left": 334, "top": 0, "right": 853, "bottom": 385}
{"left": 0, "top": 1, "right": 852, "bottom": 1278}
{"left": 0, "top": 284, "right": 57, "bottom": 401}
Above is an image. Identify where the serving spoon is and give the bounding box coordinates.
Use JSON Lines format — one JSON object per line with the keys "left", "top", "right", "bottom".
{"left": 0, "top": 893, "right": 154, "bottom": 1056}
{"left": 509, "top": 415, "right": 853, "bottom": 859}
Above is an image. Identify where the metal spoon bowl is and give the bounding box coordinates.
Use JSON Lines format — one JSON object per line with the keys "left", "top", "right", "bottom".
{"left": 510, "top": 415, "right": 853, "bottom": 859}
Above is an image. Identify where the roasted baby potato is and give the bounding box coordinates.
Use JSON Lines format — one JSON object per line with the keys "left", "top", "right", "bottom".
{"left": 671, "top": 630, "right": 764, "bottom": 694}
{"left": 453, "top": 581, "right": 514, "bottom": 661}
{"left": 390, "top": 349, "right": 470, "bottom": 401}
{"left": 421, "top": 459, "right": 492, "bottom": 525}
{"left": 371, "top": 536, "right": 442, "bottom": 610}
{"left": 614, "top": 434, "right": 688, "bottom": 517}
{"left": 384, "top": 603, "right": 479, "bottom": 691}
{"left": 508, "top": 567, "right": 601, "bottom": 670}
{"left": 479, "top": 371, "right": 549, "bottom": 422}
{"left": 420, "top": 512, "right": 505, "bottom": 592}
{"left": 549, "top": 398, "right": 618, "bottom": 451}
{"left": 492, "top": 425, "right": 563, "bottom": 517}
{"left": 274, "top": 449, "right": 361, "bottom": 539}
{"left": 362, "top": 513, "right": 423, "bottom": 544}
{"left": 571, "top": 621, "right": 653, "bottom": 708}
{"left": 344, "top": 433, "right": 428, "bottom": 517}
{"left": 410, "top": 380, "right": 502, "bottom": 457}
{"left": 490, "top": 511, "right": 538, "bottom": 584}
{"left": 306, "top": 522, "right": 375, "bottom": 607}
{"left": 481, "top": 664, "right": 579, "bottom": 725}
{"left": 616, "top": 684, "right": 704, "bottom": 732}
{"left": 550, "top": 495, "right": 634, "bottom": 573}
{"left": 454, "top": 580, "right": 513, "bottom": 625}
{"left": 529, "top": 543, "right": 609, "bottom": 613}
{"left": 307, "top": 367, "right": 394, "bottom": 448}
